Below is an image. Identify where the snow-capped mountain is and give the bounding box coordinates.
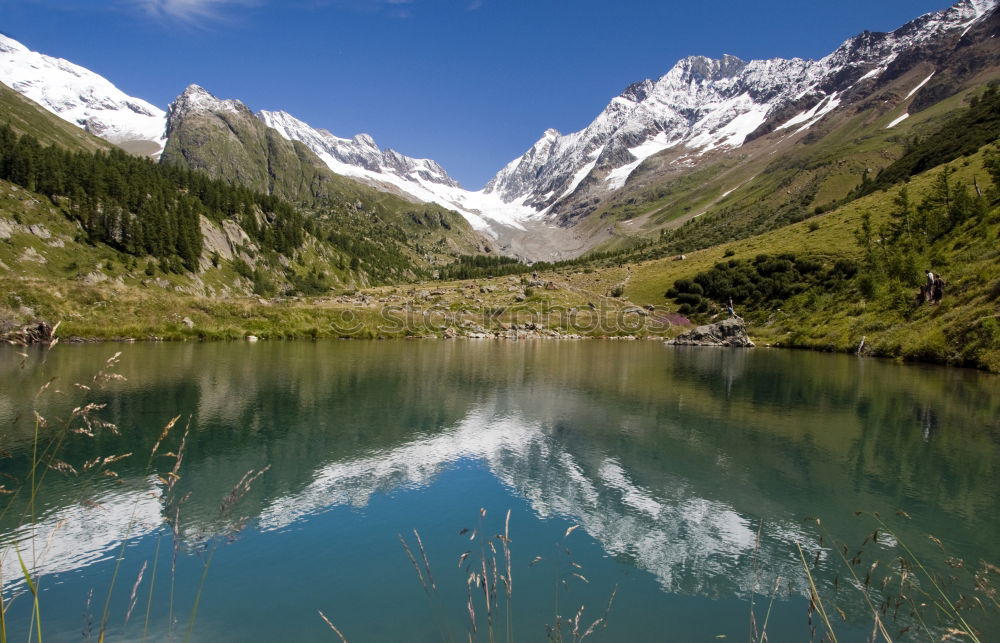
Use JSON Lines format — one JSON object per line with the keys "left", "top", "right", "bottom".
{"left": 482, "top": 0, "right": 997, "bottom": 213}
{"left": 0, "top": 0, "right": 995, "bottom": 251}
{"left": 258, "top": 109, "right": 537, "bottom": 233}
{"left": 166, "top": 82, "right": 247, "bottom": 123}
{"left": 0, "top": 33, "right": 166, "bottom": 156}
{"left": 260, "top": 110, "right": 458, "bottom": 189}
{"left": 162, "top": 88, "right": 535, "bottom": 234}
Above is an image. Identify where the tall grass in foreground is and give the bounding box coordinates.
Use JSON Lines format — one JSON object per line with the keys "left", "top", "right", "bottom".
{"left": 334, "top": 509, "right": 616, "bottom": 643}
{"left": 779, "top": 512, "right": 1000, "bottom": 643}
{"left": 381, "top": 508, "right": 999, "bottom": 642}
{"left": 0, "top": 341, "right": 269, "bottom": 642}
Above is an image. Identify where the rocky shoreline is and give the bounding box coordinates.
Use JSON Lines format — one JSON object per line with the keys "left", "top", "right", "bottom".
{"left": 664, "top": 317, "right": 755, "bottom": 348}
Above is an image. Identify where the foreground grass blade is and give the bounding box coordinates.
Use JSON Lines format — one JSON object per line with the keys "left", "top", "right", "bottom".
{"left": 796, "top": 542, "right": 837, "bottom": 643}
{"left": 15, "top": 547, "right": 42, "bottom": 643}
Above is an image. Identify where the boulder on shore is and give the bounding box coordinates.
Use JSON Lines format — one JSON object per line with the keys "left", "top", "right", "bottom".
{"left": 665, "top": 317, "right": 754, "bottom": 347}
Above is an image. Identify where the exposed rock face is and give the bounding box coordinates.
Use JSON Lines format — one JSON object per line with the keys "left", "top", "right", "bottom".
{"left": 161, "top": 85, "right": 354, "bottom": 206}
{"left": 666, "top": 318, "right": 755, "bottom": 348}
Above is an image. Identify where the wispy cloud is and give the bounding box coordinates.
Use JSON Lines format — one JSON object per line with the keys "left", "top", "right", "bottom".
{"left": 298, "top": 0, "right": 417, "bottom": 18}
{"left": 130, "top": 0, "right": 259, "bottom": 24}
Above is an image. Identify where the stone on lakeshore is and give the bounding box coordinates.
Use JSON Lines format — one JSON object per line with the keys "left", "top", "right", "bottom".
{"left": 665, "top": 317, "right": 754, "bottom": 348}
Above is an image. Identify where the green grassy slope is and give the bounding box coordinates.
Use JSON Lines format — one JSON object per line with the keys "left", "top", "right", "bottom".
{"left": 0, "top": 83, "right": 113, "bottom": 153}
{"left": 622, "top": 148, "right": 1000, "bottom": 372}
{"left": 0, "top": 83, "right": 494, "bottom": 310}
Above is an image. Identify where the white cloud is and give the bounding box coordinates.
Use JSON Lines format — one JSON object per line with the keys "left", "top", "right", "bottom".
{"left": 296, "top": 0, "right": 417, "bottom": 18}
{"left": 131, "top": 0, "right": 258, "bottom": 23}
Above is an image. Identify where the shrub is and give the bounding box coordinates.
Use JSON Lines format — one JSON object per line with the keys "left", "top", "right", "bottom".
{"left": 831, "top": 259, "right": 860, "bottom": 279}
{"left": 673, "top": 278, "right": 703, "bottom": 294}
{"left": 857, "top": 273, "right": 876, "bottom": 299}
{"left": 988, "top": 279, "right": 1000, "bottom": 301}
{"left": 675, "top": 292, "right": 702, "bottom": 306}
{"left": 232, "top": 258, "right": 253, "bottom": 280}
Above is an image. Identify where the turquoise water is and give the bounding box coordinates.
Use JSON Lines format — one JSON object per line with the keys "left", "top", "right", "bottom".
{"left": 1, "top": 341, "right": 998, "bottom": 641}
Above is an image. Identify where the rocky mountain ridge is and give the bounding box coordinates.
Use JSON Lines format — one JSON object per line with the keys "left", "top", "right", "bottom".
{"left": 481, "top": 0, "right": 998, "bottom": 217}
{"left": 257, "top": 109, "right": 537, "bottom": 232}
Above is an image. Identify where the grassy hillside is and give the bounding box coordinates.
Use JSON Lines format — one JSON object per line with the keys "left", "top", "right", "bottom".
{"left": 3, "top": 133, "right": 998, "bottom": 372}
{"left": 622, "top": 147, "right": 1000, "bottom": 372}
{"left": 0, "top": 83, "right": 494, "bottom": 308}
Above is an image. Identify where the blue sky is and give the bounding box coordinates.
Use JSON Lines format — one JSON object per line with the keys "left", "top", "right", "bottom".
{"left": 2, "top": 0, "right": 952, "bottom": 188}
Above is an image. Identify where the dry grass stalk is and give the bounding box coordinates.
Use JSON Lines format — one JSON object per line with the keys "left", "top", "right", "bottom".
{"left": 577, "top": 584, "right": 617, "bottom": 642}
{"left": 502, "top": 509, "right": 512, "bottom": 595}
{"left": 570, "top": 605, "right": 584, "bottom": 640}
{"left": 749, "top": 519, "right": 764, "bottom": 642}
{"left": 165, "top": 422, "right": 191, "bottom": 496}
{"left": 466, "top": 573, "right": 478, "bottom": 636}
{"left": 796, "top": 541, "right": 839, "bottom": 643}
{"left": 47, "top": 460, "right": 77, "bottom": 476}
{"left": 480, "top": 557, "right": 492, "bottom": 625}
{"left": 318, "top": 610, "right": 348, "bottom": 642}
{"left": 149, "top": 415, "right": 181, "bottom": 462}
{"left": 412, "top": 529, "right": 436, "bottom": 591}
{"left": 220, "top": 466, "right": 271, "bottom": 516}
{"left": 399, "top": 534, "right": 429, "bottom": 594}
{"left": 124, "top": 560, "right": 147, "bottom": 626}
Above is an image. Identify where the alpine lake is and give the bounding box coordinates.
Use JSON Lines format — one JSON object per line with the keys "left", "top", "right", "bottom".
{"left": 1, "top": 340, "right": 998, "bottom": 641}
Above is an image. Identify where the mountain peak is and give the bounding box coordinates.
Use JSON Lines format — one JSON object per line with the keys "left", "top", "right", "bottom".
{"left": 181, "top": 83, "right": 210, "bottom": 97}
{"left": 170, "top": 84, "right": 247, "bottom": 117}
{"left": 669, "top": 54, "right": 748, "bottom": 82}
{"left": 352, "top": 133, "right": 378, "bottom": 148}
{"left": 620, "top": 80, "right": 655, "bottom": 103}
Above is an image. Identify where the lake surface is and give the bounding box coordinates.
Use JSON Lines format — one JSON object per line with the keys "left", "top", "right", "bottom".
{"left": 1, "top": 341, "right": 998, "bottom": 641}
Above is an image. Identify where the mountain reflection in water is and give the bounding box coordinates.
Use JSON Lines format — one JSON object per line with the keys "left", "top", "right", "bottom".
{"left": 2, "top": 341, "right": 998, "bottom": 640}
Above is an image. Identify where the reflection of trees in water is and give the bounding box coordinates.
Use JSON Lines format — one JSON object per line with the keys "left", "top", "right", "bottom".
{"left": 669, "top": 346, "right": 748, "bottom": 399}
{"left": 920, "top": 404, "right": 938, "bottom": 441}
